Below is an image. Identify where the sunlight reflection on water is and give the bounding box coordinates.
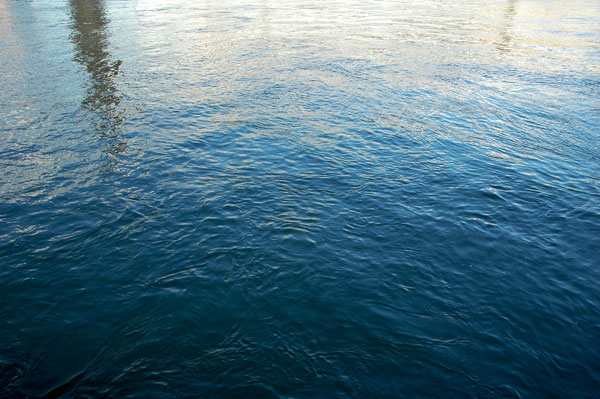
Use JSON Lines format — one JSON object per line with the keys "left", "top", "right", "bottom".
{"left": 1, "top": 0, "right": 599, "bottom": 398}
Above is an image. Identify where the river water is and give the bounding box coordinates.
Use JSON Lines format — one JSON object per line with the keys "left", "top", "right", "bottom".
{"left": 1, "top": 0, "right": 599, "bottom": 397}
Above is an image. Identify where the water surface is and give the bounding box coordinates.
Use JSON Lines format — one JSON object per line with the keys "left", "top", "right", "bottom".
{"left": 1, "top": 0, "right": 599, "bottom": 397}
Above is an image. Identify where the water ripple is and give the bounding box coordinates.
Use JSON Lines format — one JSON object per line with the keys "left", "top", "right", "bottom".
{"left": 1, "top": 0, "right": 599, "bottom": 397}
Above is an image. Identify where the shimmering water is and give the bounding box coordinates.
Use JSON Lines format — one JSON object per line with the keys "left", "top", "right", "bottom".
{"left": 1, "top": 0, "right": 599, "bottom": 397}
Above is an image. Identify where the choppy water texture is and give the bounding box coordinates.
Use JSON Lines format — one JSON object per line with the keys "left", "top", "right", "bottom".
{"left": 1, "top": 0, "right": 600, "bottom": 397}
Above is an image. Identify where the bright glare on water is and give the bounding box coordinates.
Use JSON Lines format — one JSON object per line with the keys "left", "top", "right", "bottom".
{"left": 1, "top": 0, "right": 599, "bottom": 397}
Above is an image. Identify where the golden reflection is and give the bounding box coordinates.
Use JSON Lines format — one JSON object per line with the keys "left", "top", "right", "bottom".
{"left": 0, "top": 0, "right": 24, "bottom": 60}
{"left": 69, "top": 0, "right": 127, "bottom": 173}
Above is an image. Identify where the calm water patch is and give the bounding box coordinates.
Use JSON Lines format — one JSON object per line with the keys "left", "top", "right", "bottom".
{"left": 1, "top": 0, "right": 599, "bottom": 397}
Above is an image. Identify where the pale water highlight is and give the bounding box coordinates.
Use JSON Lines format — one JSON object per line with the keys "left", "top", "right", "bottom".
{"left": 1, "top": 0, "right": 599, "bottom": 397}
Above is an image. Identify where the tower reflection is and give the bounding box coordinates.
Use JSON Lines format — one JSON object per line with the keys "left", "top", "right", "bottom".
{"left": 69, "top": 0, "right": 127, "bottom": 172}
{"left": 498, "top": 0, "right": 516, "bottom": 52}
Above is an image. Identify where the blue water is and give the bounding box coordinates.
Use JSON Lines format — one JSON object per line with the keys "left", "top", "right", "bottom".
{"left": 1, "top": 0, "right": 599, "bottom": 397}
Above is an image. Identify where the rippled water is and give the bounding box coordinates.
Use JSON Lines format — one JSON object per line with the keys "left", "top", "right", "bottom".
{"left": 1, "top": 0, "right": 599, "bottom": 397}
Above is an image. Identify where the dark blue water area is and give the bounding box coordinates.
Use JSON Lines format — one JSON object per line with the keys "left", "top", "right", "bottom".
{"left": 1, "top": 0, "right": 600, "bottom": 398}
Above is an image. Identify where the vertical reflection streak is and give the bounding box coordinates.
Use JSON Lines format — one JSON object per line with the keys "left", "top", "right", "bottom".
{"left": 69, "top": 0, "right": 126, "bottom": 173}
{"left": 498, "top": 0, "right": 517, "bottom": 53}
